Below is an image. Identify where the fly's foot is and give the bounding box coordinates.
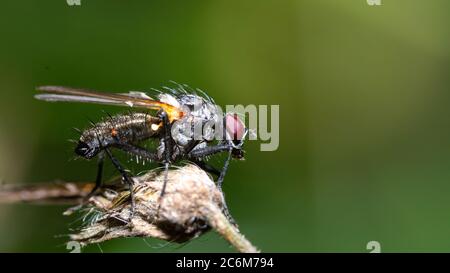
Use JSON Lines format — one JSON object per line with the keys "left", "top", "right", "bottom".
{"left": 120, "top": 173, "right": 136, "bottom": 220}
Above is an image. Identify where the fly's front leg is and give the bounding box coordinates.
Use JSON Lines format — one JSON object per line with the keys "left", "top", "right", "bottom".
{"left": 192, "top": 159, "right": 221, "bottom": 177}
{"left": 188, "top": 143, "right": 237, "bottom": 225}
{"left": 187, "top": 143, "right": 232, "bottom": 158}
{"left": 187, "top": 143, "right": 234, "bottom": 189}
{"left": 217, "top": 148, "right": 233, "bottom": 189}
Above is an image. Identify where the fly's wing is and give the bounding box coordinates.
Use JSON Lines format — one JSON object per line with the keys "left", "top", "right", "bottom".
{"left": 35, "top": 86, "right": 184, "bottom": 121}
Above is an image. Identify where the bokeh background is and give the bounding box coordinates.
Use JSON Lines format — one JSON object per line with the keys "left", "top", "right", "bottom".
{"left": 1, "top": 0, "right": 450, "bottom": 252}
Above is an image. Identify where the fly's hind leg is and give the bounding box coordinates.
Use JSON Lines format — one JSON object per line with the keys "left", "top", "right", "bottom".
{"left": 65, "top": 151, "right": 105, "bottom": 215}
{"left": 188, "top": 144, "right": 237, "bottom": 225}
{"left": 86, "top": 151, "right": 105, "bottom": 198}
{"left": 104, "top": 147, "right": 136, "bottom": 215}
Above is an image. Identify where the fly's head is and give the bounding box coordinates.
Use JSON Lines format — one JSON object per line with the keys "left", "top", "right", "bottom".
{"left": 225, "top": 113, "right": 247, "bottom": 160}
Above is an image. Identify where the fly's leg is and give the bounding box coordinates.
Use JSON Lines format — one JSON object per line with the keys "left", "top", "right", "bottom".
{"left": 192, "top": 159, "right": 221, "bottom": 177}
{"left": 217, "top": 148, "right": 233, "bottom": 189}
{"left": 114, "top": 143, "right": 158, "bottom": 161}
{"left": 187, "top": 143, "right": 235, "bottom": 188}
{"left": 76, "top": 143, "right": 157, "bottom": 215}
{"left": 86, "top": 151, "right": 105, "bottom": 198}
{"left": 187, "top": 143, "right": 233, "bottom": 158}
{"left": 215, "top": 148, "right": 236, "bottom": 225}
{"left": 65, "top": 151, "right": 105, "bottom": 214}
{"left": 104, "top": 147, "right": 136, "bottom": 215}
{"left": 216, "top": 115, "right": 233, "bottom": 188}
{"left": 157, "top": 110, "right": 173, "bottom": 211}
{"left": 187, "top": 143, "right": 237, "bottom": 225}
{"left": 160, "top": 110, "right": 172, "bottom": 197}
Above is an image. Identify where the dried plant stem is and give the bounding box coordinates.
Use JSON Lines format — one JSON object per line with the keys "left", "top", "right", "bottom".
{"left": 200, "top": 203, "right": 258, "bottom": 253}
{"left": 0, "top": 165, "right": 259, "bottom": 253}
{"left": 0, "top": 181, "right": 93, "bottom": 204}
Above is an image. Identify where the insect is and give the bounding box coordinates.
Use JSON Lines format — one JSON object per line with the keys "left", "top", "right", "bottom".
{"left": 35, "top": 84, "right": 247, "bottom": 209}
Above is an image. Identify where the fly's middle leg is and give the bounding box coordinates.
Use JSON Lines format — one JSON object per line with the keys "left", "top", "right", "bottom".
{"left": 157, "top": 110, "right": 173, "bottom": 211}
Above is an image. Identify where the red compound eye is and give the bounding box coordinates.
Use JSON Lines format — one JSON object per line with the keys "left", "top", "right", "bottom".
{"left": 225, "top": 113, "right": 246, "bottom": 141}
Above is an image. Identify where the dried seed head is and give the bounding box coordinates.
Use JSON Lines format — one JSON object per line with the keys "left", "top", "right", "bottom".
{"left": 71, "top": 165, "right": 227, "bottom": 244}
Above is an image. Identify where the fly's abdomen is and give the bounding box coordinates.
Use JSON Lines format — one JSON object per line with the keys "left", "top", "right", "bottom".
{"left": 76, "top": 113, "right": 161, "bottom": 158}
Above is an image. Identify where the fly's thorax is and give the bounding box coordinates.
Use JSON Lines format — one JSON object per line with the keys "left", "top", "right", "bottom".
{"left": 170, "top": 115, "right": 221, "bottom": 146}
{"left": 170, "top": 119, "right": 194, "bottom": 147}
{"left": 170, "top": 94, "right": 222, "bottom": 146}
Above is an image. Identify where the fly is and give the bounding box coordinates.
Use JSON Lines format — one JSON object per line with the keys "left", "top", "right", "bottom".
{"left": 35, "top": 84, "right": 247, "bottom": 213}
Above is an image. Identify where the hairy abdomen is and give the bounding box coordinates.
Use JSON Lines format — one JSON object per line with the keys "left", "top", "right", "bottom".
{"left": 80, "top": 113, "right": 161, "bottom": 149}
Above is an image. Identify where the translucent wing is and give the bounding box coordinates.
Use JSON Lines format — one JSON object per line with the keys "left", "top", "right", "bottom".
{"left": 35, "top": 86, "right": 184, "bottom": 121}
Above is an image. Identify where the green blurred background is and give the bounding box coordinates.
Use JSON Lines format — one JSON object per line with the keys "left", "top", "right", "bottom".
{"left": 1, "top": 0, "right": 450, "bottom": 252}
